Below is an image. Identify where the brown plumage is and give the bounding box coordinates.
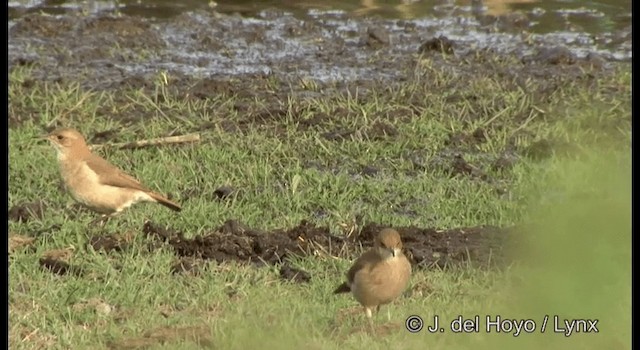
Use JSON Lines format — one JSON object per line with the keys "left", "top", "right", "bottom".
{"left": 334, "top": 228, "right": 412, "bottom": 325}
{"left": 43, "top": 128, "right": 182, "bottom": 218}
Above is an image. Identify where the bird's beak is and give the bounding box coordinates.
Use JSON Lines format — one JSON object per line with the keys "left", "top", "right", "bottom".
{"left": 390, "top": 247, "right": 396, "bottom": 257}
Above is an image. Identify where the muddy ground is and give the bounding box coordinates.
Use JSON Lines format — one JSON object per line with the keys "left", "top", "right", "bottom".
{"left": 8, "top": 6, "right": 629, "bottom": 278}
{"left": 9, "top": 6, "right": 629, "bottom": 96}
{"left": 10, "top": 207, "right": 514, "bottom": 281}
{"left": 8, "top": 7, "right": 629, "bottom": 130}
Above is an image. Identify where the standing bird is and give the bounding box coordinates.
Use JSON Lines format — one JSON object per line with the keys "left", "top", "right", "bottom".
{"left": 42, "top": 128, "right": 182, "bottom": 222}
{"left": 334, "top": 228, "right": 412, "bottom": 328}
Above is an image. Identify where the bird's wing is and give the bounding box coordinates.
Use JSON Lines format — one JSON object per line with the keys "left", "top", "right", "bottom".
{"left": 346, "top": 249, "right": 379, "bottom": 284}
{"left": 84, "top": 153, "right": 152, "bottom": 192}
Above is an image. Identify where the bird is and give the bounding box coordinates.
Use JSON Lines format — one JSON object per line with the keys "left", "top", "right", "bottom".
{"left": 334, "top": 228, "right": 412, "bottom": 329}
{"left": 42, "top": 128, "right": 182, "bottom": 223}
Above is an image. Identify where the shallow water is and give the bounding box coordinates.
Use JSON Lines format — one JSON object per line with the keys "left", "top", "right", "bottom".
{"left": 8, "top": 0, "right": 632, "bottom": 34}
{"left": 8, "top": 0, "right": 631, "bottom": 88}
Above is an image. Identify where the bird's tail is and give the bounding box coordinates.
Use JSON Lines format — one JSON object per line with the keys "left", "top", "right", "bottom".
{"left": 333, "top": 282, "right": 351, "bottom": 294}
{"left": 148, "top": 192, "right": 182, "bottom": 212}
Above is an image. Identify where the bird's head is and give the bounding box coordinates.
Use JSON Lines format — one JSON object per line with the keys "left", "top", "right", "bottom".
{"left": 374, "top": 228, "right": 404, "bottom": 260}
{"left": 42, "top": 128, "right": 89, "bottom": 159}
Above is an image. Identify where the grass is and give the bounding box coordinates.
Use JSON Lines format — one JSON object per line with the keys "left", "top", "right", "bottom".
{"left": 8, "top": 57, "right": 631, "bottom": 349}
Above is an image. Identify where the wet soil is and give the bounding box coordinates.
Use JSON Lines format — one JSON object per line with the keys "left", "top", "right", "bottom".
{"left": 141, "top": 219, "right": 513, "bottom": 271}
{"left": 8, "top": 200, "right": 47, "bottom": 223}
{"left": 8, "top": 6, "right": 630, "bottom": 101}
{"left": 8, "top": 8, "right": 628, "bottom": 170}
{"left": 38, "top": 248, "right": 85, "bottom": 277}
{"left": 88, "top": 235, "right": 131, "bottom": 253}
{"left": 279, "top": 264, "right": 312, "bottom": 283}
{"left": 17, "top": 218, "right": 513, "bottom": 279}
{"left": 39, "top": 257, "right": 85, "bottom": 277}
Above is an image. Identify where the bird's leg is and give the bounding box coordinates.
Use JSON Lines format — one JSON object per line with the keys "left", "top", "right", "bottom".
{"left": 365, "top": 307, "right": 375, "bottom": 334}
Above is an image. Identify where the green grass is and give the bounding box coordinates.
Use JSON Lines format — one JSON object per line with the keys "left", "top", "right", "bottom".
{"left": 8, "top": 60, "right": 631, "bottom": 349}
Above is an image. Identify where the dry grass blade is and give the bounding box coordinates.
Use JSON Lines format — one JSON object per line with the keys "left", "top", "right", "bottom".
{"left": 90, "top": 133, "right": 200, "bottom": 150}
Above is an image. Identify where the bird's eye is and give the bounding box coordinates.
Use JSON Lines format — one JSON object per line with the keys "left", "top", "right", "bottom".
{"left": 56, "top": 135, "right": 64, "bottom": 140}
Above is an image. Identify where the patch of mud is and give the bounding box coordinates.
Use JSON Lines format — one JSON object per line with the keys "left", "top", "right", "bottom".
{"left": 213, "top": 186, "right": 236, "bottom": 201}
{"left": 445, "top": 128, "right": 488, "bottom": 148}
{"left": 449, "top": 154, "right": 489, "bottom": 181}
{"left": 9, "top": 234, "right": 36, "bottom": 254}
{"left": 88, "top": 233, "right": 133, "bottom": 253}
{"left": 39, "top": 257, "right": 84, "bottom": 276}
{"left": 8, "top": 3, "right": 631, "bottom": 96}
{"left": 366, "top": 26, "right": 390, "bottom": 47}
{"left": 361, "top": 223, "right": 511, "bottom": 268}
{"left": 279, "top": 264, "right": 311, "bottom": 283}
{"left": 419, "top": 36, "right": 455, "bottom": 54}
{"left": 141, "top": 219, "right": 513, "bottom": 269}
{"left": 9, "top": 201, "right": 47, "bottom": 223}
{"left": 523, "top": 46, "right": 580, "bottom": 65}
{"left": 39, "top": 248, "right": 84, "bottom": 276}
